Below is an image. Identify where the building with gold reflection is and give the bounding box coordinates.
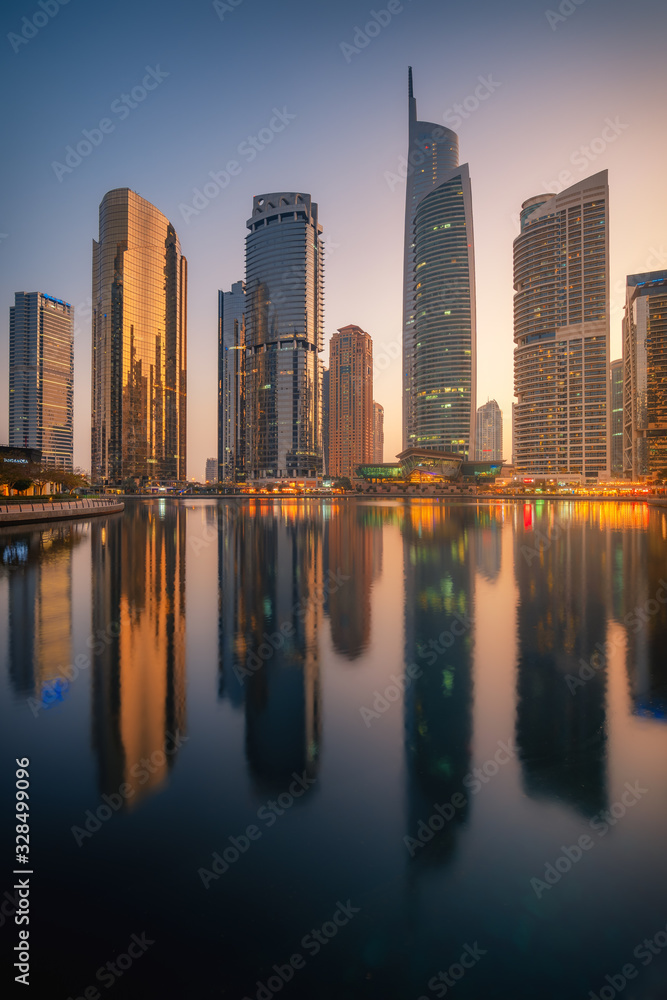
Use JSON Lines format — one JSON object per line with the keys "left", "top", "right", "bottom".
{"left": 90, "top": 502, "right": 186, "bottom": 805}
{"left": 91, "top": 188, "right": 187, "bottom": 484}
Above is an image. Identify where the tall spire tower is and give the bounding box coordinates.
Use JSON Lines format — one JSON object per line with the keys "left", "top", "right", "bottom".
{"left": 402, "top": 69, "right": 459, "bottom": 450}
{"left": 402, "top": 70, "right": 477, "bottom": 458}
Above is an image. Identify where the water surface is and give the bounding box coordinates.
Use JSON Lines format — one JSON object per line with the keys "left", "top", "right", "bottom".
{"left": 1, "top": 499, "right": 666, "bottom": 999}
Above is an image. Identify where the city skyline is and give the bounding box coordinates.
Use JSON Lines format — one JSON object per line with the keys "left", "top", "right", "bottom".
{"left": 1, "top": 0, "right": 666, "bottom": 478}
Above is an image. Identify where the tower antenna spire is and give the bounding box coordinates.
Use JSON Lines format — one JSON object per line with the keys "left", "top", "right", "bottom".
{"left": 408, "top": 66, "right": 416, "bottom": 122}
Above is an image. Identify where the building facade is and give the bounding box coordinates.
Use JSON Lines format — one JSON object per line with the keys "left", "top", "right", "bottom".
{"left": 218, "top": 280, "right": 246, "bottom": 483}
{"left": 476, "top": 399, "right": 503, "bottom": 461}
{"left": 9, "top": 292, "right": 74, "bottom": 470}
{"left": 329, "top": 325, "right": 374, "bottom": 479}
{"left": 402, "top": 68, "right": 474, "bottom": 453}
{"left": 91, "top": 188, "right": 187, "bottom": 485}
{"left": 411, "top": 164, "right": 477, "bottom": 457}
{"left": 322, "top": 367, "right": 330, "bottom": 476}
{"left": 610, "top": 359, "right": 623, "bottom": 477}
{"left": 513, "top": 171, "right": 609, "bottom": 478}
{"left": 205, "top": 457, "right": 217, "bottom": 483}
{"left": 244, "top": 192, "right": 324, "bottom": 481}
{"left": 622, "top": 270, "right": 667, "bottom": 478}
{"left": 373, "top": 401, "right": 384, "bottom": 464}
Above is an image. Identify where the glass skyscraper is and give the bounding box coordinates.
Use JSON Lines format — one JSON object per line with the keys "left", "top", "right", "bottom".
{"left": 218, "top": 280, "right": 246, "bottom": 483}
{"left": 91, "top": 188, "right": 187, "bottom": 485}
{"left": 513, "top": 171, "right": 609, "bottom": 478}
{"left": 610, "top": 359, "right": 623, "bottom": 477}
{"left": 622, "top": 270, "right": 667, "bottom": 478}
{"left": 402, "top": 68, "right": 476, "bottom": 453}
{"left": 412, "top": 165, "right": 477, "bottom": 456}
{"left": 9, "top": 291, "right": 74, "bottom": 470}
{"left": 244, "top": 192, "right": 324, "bottom": 481}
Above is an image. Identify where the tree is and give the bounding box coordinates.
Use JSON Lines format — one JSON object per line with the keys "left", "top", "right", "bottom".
{"left": 11, "top": 478, "right": 33, "bottom": 494}
{"left": 333, "top": 477, "right": 353, "bottom": 491}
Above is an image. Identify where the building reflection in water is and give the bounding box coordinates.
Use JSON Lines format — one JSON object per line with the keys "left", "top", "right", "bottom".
{"left": 218, "top": 502, "right": 249, "bottom": 708}
{"left": 476, "top": 504, "right": 503, "bottom": 582}
{"left": 90, "top": 502, "right": 186, "bottom": 808}
{"left": 3, "top": 525, "right": 84, "bottom": 701}
{"left": 217, "top": 501, "right": 322, "bottom": 791}
{"left": 514, "top": 502, "right": 608, "bottom": 817}
{"left": 401, "top": 503, "right": 475, "bottom": 866}
{"left": 617, "top": 509, "right": 667, "bottom": 722}
{"left": 326, "top": 504, "right": 383, "bottom": 661}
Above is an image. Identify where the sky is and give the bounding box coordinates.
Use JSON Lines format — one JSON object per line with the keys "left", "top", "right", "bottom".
{"left": 1, "top": 0, "right": 666, "bottom": 479}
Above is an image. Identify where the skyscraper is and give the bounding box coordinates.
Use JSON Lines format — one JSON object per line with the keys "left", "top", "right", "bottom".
{"left": 403, "top": 70, "right": 477, "bottom": 458}
{"left": 373, "top": 401, "right": 384, "bottom": 464}
{"left": 322, "top": 366, "right": 330, "bottom": 476}
{"left": 218, "top": 280, "right": 246, "bottom": 483}
{"left": 9, "top": 291, "right": 73, "bottom": 470}
{"left": 205, "top": 457, "right": 217, "bottom": 484}
{"left": 244, "top": 192, "right": 324, "bottom": 482}
{"left": 329, "top": 325, "right": 373, "bottom": 479}
{"left": 513, "top": 171, "right": 610, "bottom": 478}
{"left": 622, "top": 271, "right": 667, "bottom": 478}
{"left": 91, "top": 188, "right": 187, "bottom": 485}
{"left": 476, "top": 399, "right": 503, "bottom": 461}
{"left": 610, "top": 359, "right": 623, "bottom": 477}
{"left": 403, "top": 68, "right": 475, "bottom": 458}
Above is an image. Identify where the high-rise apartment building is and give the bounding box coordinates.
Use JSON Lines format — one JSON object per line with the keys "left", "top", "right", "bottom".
{"left": 218, "top": 280, "right": 246, "bottom": 483}
{"left": 244, "top": 192, "right": 324, "bottom": 481}
{"left": 476, "top": 399, "right": 503, "bottom": 461}
{"left": 622, "top": 271, "right": 667, "bottom": 478}
{"left": 403, "top": 69, "right": 477, "bottom": 458}
{"left": 9, "top": 292, "right": 74, "bottom": 470}
{"left": 91, "top": 188, "right": 187, "bottom": 485}
{"left": 322, "top": 367, "right": 330, "bottom": 476}
{"left": 205, "top": 457, "right": 217, "bottom": 483}
{"left": 329, "top": 326, "right": 373, "bottom": 479}
{"left": 513, "top": 171, "right": 609, "bottom": 478}
{"left": 373, "top": 401, "right": 384, "bottom": 464}
{"left": 610, "top": 359, "right": 624, "bottom": 477}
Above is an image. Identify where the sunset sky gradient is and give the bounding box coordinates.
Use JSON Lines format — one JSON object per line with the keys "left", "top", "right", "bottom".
{"left": 1, "top": 0, "right": 666, "bottom": 476}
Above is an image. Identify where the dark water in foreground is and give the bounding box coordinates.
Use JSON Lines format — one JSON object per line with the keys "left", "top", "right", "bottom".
{"left": 1, "top": 499, "right": 667, "bottom": 999}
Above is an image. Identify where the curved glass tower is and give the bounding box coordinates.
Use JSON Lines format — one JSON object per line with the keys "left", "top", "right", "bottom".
{"left": 91, "top": 188, "right": 187, "bottom": 484}
{"left": 245, "top": 192, "right": 324, "bottom": 481}
{"left": 412, "top": 165, "right": 477, "bottom": 455}
{"left": 402, "top": 68, "right": 460, "bottom": 449}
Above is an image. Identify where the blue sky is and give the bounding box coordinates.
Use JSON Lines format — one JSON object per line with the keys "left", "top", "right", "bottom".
{"left": 1, "top": 0, "right": 666, "bottom": 476}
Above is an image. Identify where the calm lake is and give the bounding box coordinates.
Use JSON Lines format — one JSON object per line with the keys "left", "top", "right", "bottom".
{"left": 1, "top": 498, "right": 666, "bottom": 999}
